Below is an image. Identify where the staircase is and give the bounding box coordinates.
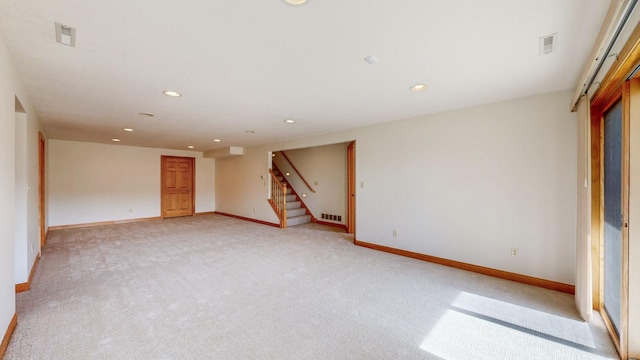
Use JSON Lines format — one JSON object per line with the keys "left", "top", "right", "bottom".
{"left": 272, "top": 166, "right": 312, "bottom": 227}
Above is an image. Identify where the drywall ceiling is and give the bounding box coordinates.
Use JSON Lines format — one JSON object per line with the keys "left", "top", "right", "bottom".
{"left": 0, "top": 0, "right": 609, "bottom": 151}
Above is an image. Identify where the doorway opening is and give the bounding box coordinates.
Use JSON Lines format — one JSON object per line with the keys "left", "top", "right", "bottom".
{"left": 269, "top": 141, "right": 355, "bottom": 234}
{"left": 39, "top": 132, "right": 45, "bottom": 246}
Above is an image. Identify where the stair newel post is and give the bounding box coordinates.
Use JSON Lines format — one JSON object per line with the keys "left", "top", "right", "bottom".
{"left": 282, "top": 183, "right": 287, "bottom": 229}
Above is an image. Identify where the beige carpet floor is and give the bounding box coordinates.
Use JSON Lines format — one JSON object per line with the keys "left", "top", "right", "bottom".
{"left": 6, "top": 214, "right": 618, "bottom": 359}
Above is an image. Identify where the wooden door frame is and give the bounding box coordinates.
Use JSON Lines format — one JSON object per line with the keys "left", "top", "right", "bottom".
{"left": 347, "top": 141, "right": 355, "bottom": 235}
{"left": 160, "top": 156, "right": 195, "bottom": 218}
{"left": 38, "top": 132, "right": 46, "bottom": 247}
{"left": 588, "top": 22, "right": 640, "bottom": 360}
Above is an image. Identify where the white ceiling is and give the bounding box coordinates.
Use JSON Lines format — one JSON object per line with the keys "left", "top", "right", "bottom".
{"left": 0, "top": 0, "right": 609, "bottom": 151}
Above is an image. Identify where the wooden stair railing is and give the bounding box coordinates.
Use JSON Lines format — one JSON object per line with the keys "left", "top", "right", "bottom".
{"left": 278, "top": 151, "right": 316, "bottom": 193}
{"left": 268, "top": 168, "right": 287, "bottom": 228}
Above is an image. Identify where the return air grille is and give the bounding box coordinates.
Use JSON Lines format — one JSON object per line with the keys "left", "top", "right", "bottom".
{"left": 539, "top": 33, "right": 556, "bottom": 55}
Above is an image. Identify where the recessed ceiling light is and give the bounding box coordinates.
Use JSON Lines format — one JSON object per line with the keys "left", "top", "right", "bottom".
{"left": 163, "top": 90, "right": 182, "bottom": 97}
{"left": 284, "top": 119, "right": 295, "bottom": 124}
{"left": 111, "top": 138, "right": 121, "bottom": 142}
{"left": 138, "top": 112, "right": 155, "bottom": 117}
{"left": 188, "top": 145, "right": 194, "bottom": 149}
{"left": 123, "top": 128, "right": 134, "bottom": 132}
{"left": 213, "top": 139, "right": 221, "bottom": 142}
{"left": 283, "top": 0, "right": 308, "bottom": 6}
{"left": 245, "top": 130, "right": 256, "bottom": 133}
{"left": 410, "top": 84, "right": 427, "bottom": 92}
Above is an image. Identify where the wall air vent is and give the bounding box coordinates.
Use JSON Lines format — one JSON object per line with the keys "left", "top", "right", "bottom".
{"left": 55, "top": 22, "right": 76, "bottom": 47}
{"left": 539, "top": 33, "right": 556, "bottom": 55}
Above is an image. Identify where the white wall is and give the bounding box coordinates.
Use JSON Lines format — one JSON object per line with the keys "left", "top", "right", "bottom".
{"left": 273, "top": 143, "right": 347, "bottom": 224}
{"left": 0, "top": 38, "right": 17, "bottom": 336}
{"left": 25, "top": 107, "right": 43, "bottom": 281}
{"left": 216, "top": 149, "right": 278, "bottom": 223}
{"left": 215, "top": 90, "right": 577, "bottom": 284}
{"left": 1, "top": 36, "right": 45, "bottom": 341}
{"left": 48, "top": 141, "right": 215, "bottom": 226}
{"left": 14, "top": 112, "right": 27, "bottom": 283}
{"left": 12, "top": 104, "right": 43, "bottom": 285}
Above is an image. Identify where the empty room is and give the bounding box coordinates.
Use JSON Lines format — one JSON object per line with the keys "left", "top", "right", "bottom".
{"left": 1, "top": 0, "right": 639, "bottom": 359}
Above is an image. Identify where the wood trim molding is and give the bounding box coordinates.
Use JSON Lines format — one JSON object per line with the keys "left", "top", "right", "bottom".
{"left": 0, "top": 313, "right": 17, "bottom": 359}
{"left": 214, "top": 212, "right": 280, "bottom": 228}
{"left": 48, "top": 217, "right": 162, "bottom": 231}
{"left": 354, "top": 240, "right": 576, "bottom": 294}
{"left": 620, "top": 81, "right": 631, "bottom": 360}
{"left": 15, "top": 254, "right": 41, "bottom": 293}
{"left": 314, "top": 220, "right": 347, "bottom": 231}
{"left": 347, "top": 141, "right": 355, "bottom": 235}
{"left": 591, "top": 104, "right": 604, "bottom": 309}
{"left": 194, "top": 211, "right": 216, "bottom": 216}
{"left": 14, "top": 283, "right": 29, "bottom": 293}
{"left": 591, "top": 22, "right": 640, "bottom": 109}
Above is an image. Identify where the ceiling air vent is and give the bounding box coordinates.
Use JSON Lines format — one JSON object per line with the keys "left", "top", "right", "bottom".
{"left": 539, "top": 33, "right": 556, "bottom": 55}
{"left": 55, "top": 22, "right": 76, "bottom": 47}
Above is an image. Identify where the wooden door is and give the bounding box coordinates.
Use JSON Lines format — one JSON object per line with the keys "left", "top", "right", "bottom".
{"left": 161, "top": 156, "right": 195, "bottom": 218}
{"left": 347, "top": 141, "right": 355, "bottom": 234}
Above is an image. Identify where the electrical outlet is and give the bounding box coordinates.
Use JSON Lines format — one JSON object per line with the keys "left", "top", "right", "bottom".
{"left": 511, "top": 248, "right": 519, "bottom": 258}
{"left": 393, "top": 229, "right": 398, "bottom": 237}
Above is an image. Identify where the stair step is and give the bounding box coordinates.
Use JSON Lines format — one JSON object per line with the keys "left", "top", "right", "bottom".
{"left": 286, "top": 201, "right": 301, "bottom": 209}
{"left": 285, "top": 194, "right": 296, "bottom": 202}
{"left": 287, "top": 208, "right": 306, "bottom": 218}
{"left": 287, "top": 215, "right": 311, "bottom": 227}
{"left": 285, "top": 187, "right": 292, "bottom": 195}
{"left": 277, "top": 176, "right": 284, "bottom": 182}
